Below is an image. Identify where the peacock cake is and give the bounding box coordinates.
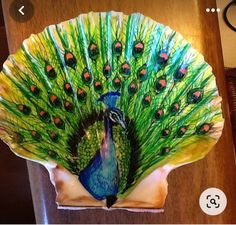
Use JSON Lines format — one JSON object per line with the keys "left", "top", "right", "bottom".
{"left": 0, "top": 11, "right": 224, "bottom": 210}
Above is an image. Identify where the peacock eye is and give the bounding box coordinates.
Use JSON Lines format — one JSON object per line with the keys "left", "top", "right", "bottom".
{"left": 110, "top": 112, "right": 118, "bottom": 121}
{"left": 112, "top": 113, "right": 117, "bottom": 119}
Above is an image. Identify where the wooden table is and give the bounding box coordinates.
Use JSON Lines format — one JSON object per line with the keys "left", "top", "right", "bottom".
{"left": 2, "top": 0, "right": 236, "bottom": 223}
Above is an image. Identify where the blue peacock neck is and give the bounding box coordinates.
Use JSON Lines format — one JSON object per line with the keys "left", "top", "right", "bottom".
{"left": 104, "top": 113, "right": 113, "bottom": 139}
{"left": 100, "top": 110, "right": 116, "bottom": 159}
{"left": 98, "top": 92, "right": 121, "bottom": 159}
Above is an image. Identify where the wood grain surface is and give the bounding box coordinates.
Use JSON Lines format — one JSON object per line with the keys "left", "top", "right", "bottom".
{"left": 2, "top": 0, "right": 236, "bottom": 223}
{"left": 0, "top": 2, "right": 35, "bottom": 222}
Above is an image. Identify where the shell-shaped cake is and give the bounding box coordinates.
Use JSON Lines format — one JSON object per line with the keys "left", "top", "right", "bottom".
{"left": 0, "top": 11, "right": 223, "bottom": 210}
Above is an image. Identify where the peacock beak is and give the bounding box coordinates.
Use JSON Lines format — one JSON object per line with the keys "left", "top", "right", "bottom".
{"left": 119, "top": 119, "right": 127, "bottom": 130}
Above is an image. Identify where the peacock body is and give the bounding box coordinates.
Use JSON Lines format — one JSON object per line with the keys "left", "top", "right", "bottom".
{"left": 0, "top": 11, "right": 223, "bottom": 209}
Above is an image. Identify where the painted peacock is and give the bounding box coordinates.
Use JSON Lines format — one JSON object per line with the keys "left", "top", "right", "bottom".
{"left": 0, "top": 12, "right": 223, "bottom": 210}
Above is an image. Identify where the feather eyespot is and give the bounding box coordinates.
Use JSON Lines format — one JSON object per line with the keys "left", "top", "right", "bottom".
{"left": 142, "top": 94, "right": 152, "bottom": 106}
{"left": 155, "top": 108, "right": 164, "bottom": 120}
{"left": 113, "top": 77, "right": 122, "bottom": 89}
{"left": 161, "top": 128, "right": 170, "bottom": 137}
{"left": 112, "top": 41, "right": 122, "bottom": 56}
{"left": 187, "top": 88, "right": 204, "bottom": 104}
{"left": 133, "top": 41, "right": 144, "bottom": 58}
{"left": 48, "top": 150, "right": 58, "bottom": 158}
{"left": 158, "top": 51, "right": 168, "bottom": 64}
{"left": 13, "top": 132, "right": 24, "bottom": 143}
{"left": 160, "top": 147, "right": 171, "bottom": 156}
{"left": 49, "top": 94, "right": 61, "bottom": 107}
{"left": 137, "top": 64, "right": 147, "bottom": 81}
{"left": 128, "top": 81, "right": 138, "bottom": 95}
{"left": 103, "top": 62, "right": 112, "bottom": 77}
{"left": 174, "top": 67, "right": 188, "bottom": 81}
{"left": 64, "top": 100, "right": 74, "bottom": 112}
{"left": 177, "top": 126, "right": 188, "bottom": 137}
{"left": 170, "top": 102, "right": 180, "bottom": 115}
{"left": 197, "top": 123, "right": 212, "bottom": 134}
{"left": 45, "top": 64, "right": 57, "bottom": 79}
{"left": 155, "top": 77, "right": 167, "bottom": 92}
{"left": 47, "top": 131, "right": 59, "bottom": 142}
{"left": 94, "top": 81, "right": 102, "bottom": 92}
{"left": 38, "top": 110, "right": 50, "bottom": 122}
{"left": 77, "top": 88, "right": 86, "bottom": 101}
{"left": 17, "top": 104, "right": 31, "bottom": 115}
{"left": 31, "top": 130, "right": 41, "bottom": 140}
{"left": 88, "top": 42, "right": 99, "bottom": 60}
{"left": 64, "top": 83, "right": 73, "bottom": 95}
{"left": 64, "top": 51, "right": 77, "bottom": 69}
{"left": 82, "top": 68, "right": 92, "bottom": 84}
{"left": 120, "top": 62, "right": 131, "bottom": 76}
{"left": 30, "top": 85, "right": 40, "bottom": 95}
{"left": 54, "top": 117, "right": 65, "bottom": 129}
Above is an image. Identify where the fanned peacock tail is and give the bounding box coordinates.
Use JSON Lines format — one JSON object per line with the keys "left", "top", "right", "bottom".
{"left": 0, "top": 12, "right": 223, "bottom": 200}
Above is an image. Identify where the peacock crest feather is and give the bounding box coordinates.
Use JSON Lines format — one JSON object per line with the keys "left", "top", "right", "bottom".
{"left": 0, "top": 11, "right": 223, "bottom": 209}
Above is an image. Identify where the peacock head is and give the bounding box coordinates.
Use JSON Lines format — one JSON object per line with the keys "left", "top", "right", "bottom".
{"left": 105, "top": 107, "right": 127, "bottom": 130}
{"left": 98, "top": 92, "right": 127, "bottom": 130}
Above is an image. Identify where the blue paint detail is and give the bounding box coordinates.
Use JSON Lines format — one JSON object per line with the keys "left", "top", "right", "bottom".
{"left": 79, "top": 115, "right": 119, "bottom": 200}
{"left": 98, "top": 91, "right": 120, "bottom": 108}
